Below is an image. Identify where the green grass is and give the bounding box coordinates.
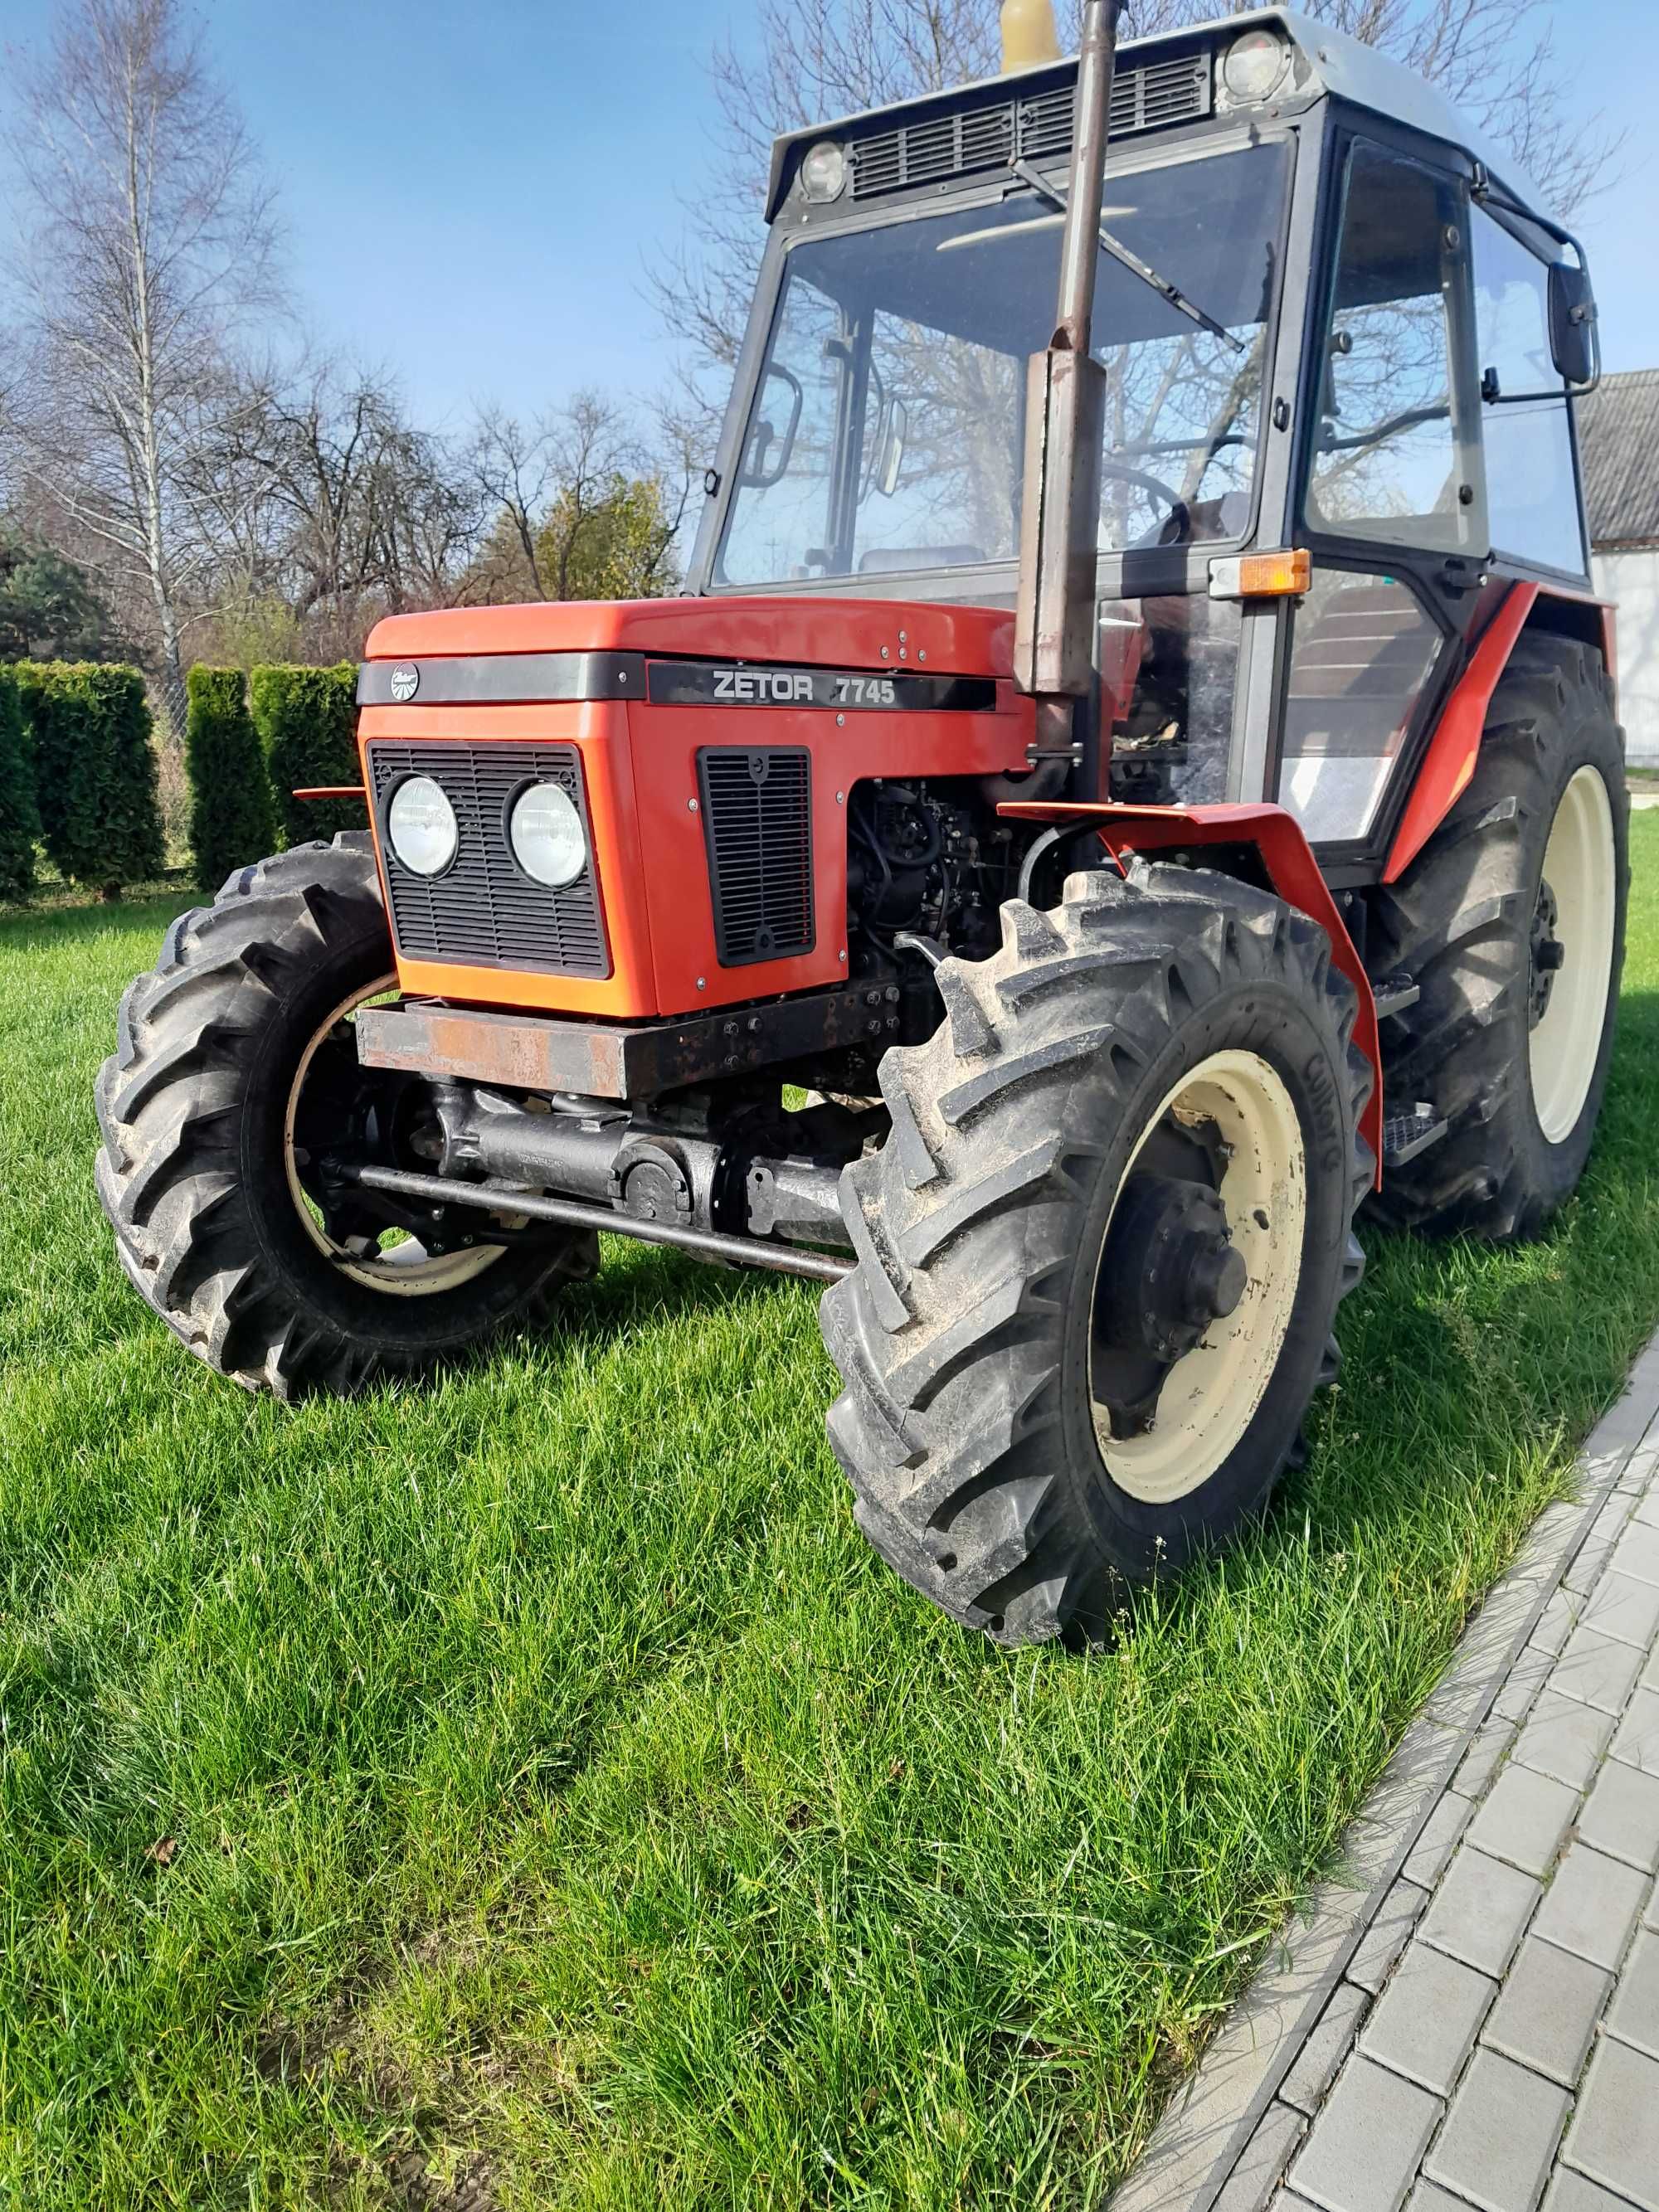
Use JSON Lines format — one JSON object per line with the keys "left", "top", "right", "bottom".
{"left": 4, "top": 834, "right": 1659, "bottom": 2211}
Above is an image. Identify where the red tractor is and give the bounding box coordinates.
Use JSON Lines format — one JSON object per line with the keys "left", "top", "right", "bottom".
{"left": 98, "top": 3, "right": 1624, "bottom": 1643}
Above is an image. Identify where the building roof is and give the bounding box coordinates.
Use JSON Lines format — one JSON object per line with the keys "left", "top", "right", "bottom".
{"left": 1579, "top": 369, "right": 1659, "bottom": 549}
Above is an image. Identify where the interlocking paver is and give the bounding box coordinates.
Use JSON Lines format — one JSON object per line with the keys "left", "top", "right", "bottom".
{"left": 1455, "top": 1716, "right": 1520, "bottom": 1801}
{"left": 1418, "top": 1847, "right": 1542, "bottom": 1977}
{"left": 1531, "top": 1591, "right": 1580, "bottom": 1660}
{"left": 1608, "top": 1521, "right": 1659, "bottom": 1590}
{"left": 1107, "top": 1330, "right": 1659, "bottom": 2212}
{"left": 1579, "top": 1573, "right": 1659, "bottom": 1652}
{"left": 1603, "top": 1927, "right": 1659, "bottom": 2062}
{"left": 1467, "top": 1766, "right": 1581, "bottom": 1879}
{"left": 1512, "top": 1693, "right": 1618, "bottom": 1792}
{"left": 1405, "top": 1791, "right": 1475, "bottom": 1889}
{"left": 1609, "top": 1689, "right": 1659, "bottom": 1775}
{"left": 1497, "top": 1648, "right": 1557, "bottom": 1726}
{"left": 1543, "top": 2169, "right": 1651, "bottom": 2212}
{"left": 1578, "top": 1759, "right": 1659, "bottom": 1872}
{"left": 1481, "top": 1937, "right": 1611, "bottom": 2088}
{"left": 1424, "top": 2048, "right": 1573, "bottom": 2212}
{"left": 1562, "top": 2036, "right": 1659, "bottom": 2209}
{"left": 1564, "top": 1531, "right": 1621, "bottom": 1600}
{"left": 1360, "top": 1941, "right": 1495, "bottom": 2095}
{"left": 1288, "top": 2054, "right": 1442, "bottom": 2212}
{"left": 1348, "top": 1880, "right": 1428, "bottom": 1995}
{"left": 1282, "top": 1984, "right": 1372, "bottom": 2116}
{"left": 1532, "top": 1845, "right": 1648, "bottom": 1971}
{"left": 1551, "top": 1626, "right": 1647, "bottom": 1717}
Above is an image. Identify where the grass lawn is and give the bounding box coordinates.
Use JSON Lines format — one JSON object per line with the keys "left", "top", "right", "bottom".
{"left": 4, "top": 827, "right": 1659, "bottom": 2211}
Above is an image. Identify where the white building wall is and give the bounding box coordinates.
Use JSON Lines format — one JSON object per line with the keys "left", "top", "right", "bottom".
{"left": 1593, "top": 548, "right": 1659, "bottom": 766}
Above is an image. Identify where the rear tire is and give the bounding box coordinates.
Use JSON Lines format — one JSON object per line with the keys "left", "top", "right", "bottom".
{"left": 95, "top": 837, "right": 597, "bottom": 1398}
{"left": 820, "top": 863, "right": 1373, "bottom": 1646}
{"left": 1370, "top": 637, "right": 1627, "bottom": 1240}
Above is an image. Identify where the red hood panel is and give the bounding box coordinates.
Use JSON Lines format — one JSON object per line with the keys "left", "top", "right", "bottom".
{"left": 363, "top": 595, "right": 1015, "bottom": 678}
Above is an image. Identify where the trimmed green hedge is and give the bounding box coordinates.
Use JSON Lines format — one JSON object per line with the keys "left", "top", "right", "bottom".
{"left": 18, "top": 662, "right": 163, "bottom": 896}
{"left": 250, "top": 662, "right": 361, "bottom": 848}
{"left": 186, "top": 667, "right": 278, "bottom": 894}
{"left": 0, "top": 666, "right": 40, "bottom": 902}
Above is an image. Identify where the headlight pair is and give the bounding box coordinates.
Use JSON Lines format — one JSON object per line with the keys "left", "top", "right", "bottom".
{"left": 386, "top": 775, "right": 586, "bottom": 890}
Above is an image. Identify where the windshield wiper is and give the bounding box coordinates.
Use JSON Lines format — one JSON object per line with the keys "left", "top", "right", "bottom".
{"left": 1011, "top": 158, "right": 1245, "bottom": 355}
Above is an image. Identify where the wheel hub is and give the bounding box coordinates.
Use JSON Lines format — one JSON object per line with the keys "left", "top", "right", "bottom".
{"left": 1529, "top": 878, "right": 1565, "bottom": 1027}
{"left": 1092, "top": 1171, "right": 1247, "bottom": 1438}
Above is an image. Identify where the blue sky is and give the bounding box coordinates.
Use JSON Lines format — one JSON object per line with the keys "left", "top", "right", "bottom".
{"left": 2, "top": 0, "right": 1657, "bottom": 437}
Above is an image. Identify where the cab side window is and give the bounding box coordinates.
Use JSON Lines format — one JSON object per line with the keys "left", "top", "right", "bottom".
{"left": 1306, "top": 142, "right": 1485, "bottom": 554}
{"left": 1472, "top": 208, "right": 1588, "bottom": 576}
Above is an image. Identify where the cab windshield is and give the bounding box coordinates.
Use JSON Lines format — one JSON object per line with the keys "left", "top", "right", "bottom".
{"left": 718, "top": 138, "right": 1291, "bottom": 590}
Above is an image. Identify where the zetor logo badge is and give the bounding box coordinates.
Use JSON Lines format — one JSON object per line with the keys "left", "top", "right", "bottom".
{"left": 389, "top": 664, "right": 420, "bottom": 702}
{"left": 713, "top": 667, "right": 814, "bottom": 704}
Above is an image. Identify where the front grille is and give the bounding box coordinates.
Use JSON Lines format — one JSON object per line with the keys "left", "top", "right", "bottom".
{"left": 367, "top": 742, "right": 610, "bottom": 978}
{"left": 849, "top": 53, "right": 1212, "bottom": 199}
{"left": 698, "top": 748, "right": 815, "bottom": 967}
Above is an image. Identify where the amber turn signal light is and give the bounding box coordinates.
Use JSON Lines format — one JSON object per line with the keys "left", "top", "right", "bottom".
{"left": 1208, "top": 549, "right": 1312, "bottom": 600}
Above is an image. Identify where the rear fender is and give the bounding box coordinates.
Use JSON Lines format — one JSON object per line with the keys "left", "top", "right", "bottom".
{"left": 1384, "top": 580, "right": 1618, "bottom": 883}
{"left": 998, "top": 798, "right": 1384, "bottom": 1181}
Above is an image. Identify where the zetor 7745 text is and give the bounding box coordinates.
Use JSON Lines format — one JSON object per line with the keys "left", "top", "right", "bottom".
{"left": 99, "top": 4, "right": 1626, "bottom": 1644}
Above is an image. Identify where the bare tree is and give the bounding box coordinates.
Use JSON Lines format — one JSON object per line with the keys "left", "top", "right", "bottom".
{"left": 468, "top": 391, "right": 697, "bottom": 604}
{"left": 653, "top": 0, "right": 1614, "bottom": 415}
{"left": 1, "top": 0, "right": 283, "bottom": 741}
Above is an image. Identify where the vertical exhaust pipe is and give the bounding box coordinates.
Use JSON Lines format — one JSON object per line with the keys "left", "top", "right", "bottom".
{"left": 1013, "top": 0, "right": 1122, "bottom": 766}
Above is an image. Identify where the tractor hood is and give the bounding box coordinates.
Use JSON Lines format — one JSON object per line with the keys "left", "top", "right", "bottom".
{"left": 362, "top": 596, "right": 1018, "bottom": 683}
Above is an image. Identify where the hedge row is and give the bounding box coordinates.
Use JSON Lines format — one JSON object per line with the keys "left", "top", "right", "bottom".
{"left": 0, "top": 660, "right": 363, "bottom": 902}
{"left": 4, "top": 663, "right": 166, "bottom": 898}
{"left": 0, "top": 668, "right": 40, "bottom": 902}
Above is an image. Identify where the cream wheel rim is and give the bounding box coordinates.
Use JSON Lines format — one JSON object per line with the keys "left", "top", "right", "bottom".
{"left": 1529, "top": 766, "right": 1617, "bottom": 1147}
{"left": 284, "top": 976, "right": 507, "bottom": 1298}
{"left": 1090, "top": 1049, "right": 1307, "bottom": 1506}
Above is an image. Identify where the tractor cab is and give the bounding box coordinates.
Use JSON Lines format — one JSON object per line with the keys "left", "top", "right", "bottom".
{"left": 691, "top": 6, "right": 1602, "bottom": 864}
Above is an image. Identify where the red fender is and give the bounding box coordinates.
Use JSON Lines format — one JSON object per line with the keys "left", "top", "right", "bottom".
{"left": 1384, "top": 581, "right": 1619, "bottom": 883}
{"left": 998, "top": 800, "right": 1385, "bottom": 1181}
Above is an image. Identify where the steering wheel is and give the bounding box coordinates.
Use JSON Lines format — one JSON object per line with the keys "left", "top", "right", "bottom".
{"left": 1101, "top": 457, "right": 1185, "bottom": 513}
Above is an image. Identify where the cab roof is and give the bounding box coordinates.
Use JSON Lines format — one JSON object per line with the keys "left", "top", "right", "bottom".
{"left": 766, "top": 6, "right": 1555, "bottom": 228}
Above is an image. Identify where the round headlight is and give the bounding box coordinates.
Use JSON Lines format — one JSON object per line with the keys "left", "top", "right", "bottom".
{"left": 1221, "top": 28, "right": 1290, "bottom": 104}
{"left": 508, "top": 783, "right": 586, "bottom": 890}
{"left": 800, "top": 139, "right": 847, "bottom": 203}
{"left": 387, "top": 775, "right": 457, "bottom": 878}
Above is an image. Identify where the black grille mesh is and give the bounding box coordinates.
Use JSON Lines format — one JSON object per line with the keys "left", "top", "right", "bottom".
{"left": 698, "top": 748, "right": 815, "bottom": 968}
{"left": 367, "top": 742, "right": 610, "bottom": 978}
{"left": 850, "top": 54, "right": 1211, "bottom": 199}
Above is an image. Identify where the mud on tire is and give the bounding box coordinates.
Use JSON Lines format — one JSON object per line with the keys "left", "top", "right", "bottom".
{"left": 95, "top": 836, "right": 596, "bottom": 1399}
{"left": 1370, "top": 637, "right": 1627, "bottom": 1241}
{"left": 820, "top": 863, "right": 1373, "bottom": 1646}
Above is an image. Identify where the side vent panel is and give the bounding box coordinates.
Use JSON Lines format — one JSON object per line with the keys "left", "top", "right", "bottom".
{"left": 698, "top": 747, "right": 815, "bottom": 968}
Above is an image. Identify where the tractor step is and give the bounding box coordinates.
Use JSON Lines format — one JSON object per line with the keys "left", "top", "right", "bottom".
{"left": 1371, "top": 973, "right": 1422, "bottom": 1020}
{"left": 1383, "top": 1102, "right": 1449, "bottom": 1168}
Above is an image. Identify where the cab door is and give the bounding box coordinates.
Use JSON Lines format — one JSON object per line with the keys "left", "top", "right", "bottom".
{"left": 1275, "top": 131, "right": 1488, "bottom": 863}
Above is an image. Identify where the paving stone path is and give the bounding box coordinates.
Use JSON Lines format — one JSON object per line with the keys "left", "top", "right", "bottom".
{"left": 1113, "top": 1333, "right": 1659, "bottom": 2212}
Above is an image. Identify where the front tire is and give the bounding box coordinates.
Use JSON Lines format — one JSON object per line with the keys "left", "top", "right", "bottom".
{"left": 820, "top": 864, "right": 1372, "bottom": 1646}
{"left": 1371, "top": 637, "right": 1627, "bottom": 1240}
{"left": 95, "top": 838, "right": 596, "bottom": 1398}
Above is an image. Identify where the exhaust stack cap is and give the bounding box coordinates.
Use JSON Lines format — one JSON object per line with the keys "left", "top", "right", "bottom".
{"left": 1000, "top": 0, "right": 1063, "bottom": 73}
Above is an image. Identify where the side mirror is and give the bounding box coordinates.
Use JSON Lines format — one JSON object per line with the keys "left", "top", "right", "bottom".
{"left": 737, "top": 364, "right": 805, "bottom": 489}
{"left": 1549, "top": 260, "right": 1598, "bottom": 386}
{"left": 876, "top": 398, "right": 907, "bottom": 498}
